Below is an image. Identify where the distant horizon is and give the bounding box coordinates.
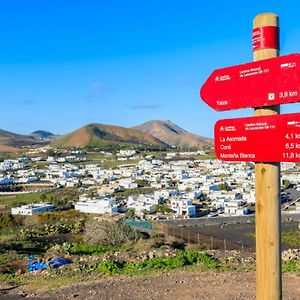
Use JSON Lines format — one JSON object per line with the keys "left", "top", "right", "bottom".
{"left": 1, "top": 118, "right": 213, "bottom": 138}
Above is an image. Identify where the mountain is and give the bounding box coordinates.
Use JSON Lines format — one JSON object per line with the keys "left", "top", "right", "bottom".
{"left": 132, "top": 120, "right": 213, "bottom": 149}
{"left": 0, "top": 129, "right": 48, "bottom": 148}
{"left": 52, "top": 123, "right": 168, "bottom": 149}
{"left": 31, "top": 130, "right": 56, "bottom": 140}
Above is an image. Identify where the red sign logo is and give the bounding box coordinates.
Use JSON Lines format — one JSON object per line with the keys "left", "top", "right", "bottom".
{"left": 252, "top": 26, "right": 279, "bottom": 51}
{"left": 200, "top": 54, "right": 300, "bottom": 111}
{"left": 215, "top": 113, "right": 300, "bottom": 162}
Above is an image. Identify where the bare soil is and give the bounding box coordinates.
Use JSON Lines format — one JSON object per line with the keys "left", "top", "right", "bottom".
{"left": 1, "top": 271, "right": 299, "bottom": 300}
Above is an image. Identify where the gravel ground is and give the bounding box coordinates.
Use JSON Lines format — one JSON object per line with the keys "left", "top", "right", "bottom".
{"left": 1, "top": 271, "right": 299, "bottom": 300}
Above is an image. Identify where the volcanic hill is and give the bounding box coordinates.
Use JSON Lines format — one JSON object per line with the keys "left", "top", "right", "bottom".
{"left": 132, "top": 120, "right": 213, "bottom": 149}
{"left": 52, "top": 123, "right": 168, "bottom": 149}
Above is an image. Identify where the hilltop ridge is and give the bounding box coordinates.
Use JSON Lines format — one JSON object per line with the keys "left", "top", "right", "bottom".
{"left": 133, "top": 120, "right": 213, "bottom": 149}
{"left": 0, "top": 129, "right": 47, "bottom": 148}
{"left": 0, "top": 120, "right": 213, "bottom": 151}
{"left": 52, "top": 123, "right": 168, "bottom": 149}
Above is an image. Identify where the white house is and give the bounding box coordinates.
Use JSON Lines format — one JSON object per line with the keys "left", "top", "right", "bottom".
{"left": 127, "top": 195, "right": 157, "bottom": 215}
{"left": 75, "top": 198, "right": 118, "bottom": 214}
{"left": 118, "top": 150, "right": 137, "bottom": 157}
{"left": 154, "top": 189, "right": 169, "bottom": 201}
{"left": 242, "top": 190, "right": 255, "bottom": 204}
{"left": 170, "top": 198, "right": 196, "bottom": 217}
{"left": 11, "top": 203, "right": 54, "bottom": 216}
{"left": 133, "top": 203, "right": 157, "bottom": 216}
{"left": 119, "top": 178, "right": 138, "bottom": 189}
{"left": 224, "top": 200, "right": 248, "bottom": 216}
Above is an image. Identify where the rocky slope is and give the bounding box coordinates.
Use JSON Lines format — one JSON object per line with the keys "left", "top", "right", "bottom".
{"left": 133, "top": 120, "right": 213, "bottom": 149}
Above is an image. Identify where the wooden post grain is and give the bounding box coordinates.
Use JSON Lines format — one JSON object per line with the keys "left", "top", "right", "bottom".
{"left": 253, "top": 13, "right": 282, "bottom": 300}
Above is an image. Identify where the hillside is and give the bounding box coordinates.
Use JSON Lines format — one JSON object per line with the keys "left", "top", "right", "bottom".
{"left": 0, "top": 145, "right": 19, "bottom": 153}
{"left": 132, "top": 120, "right": 213, "bottom": 149}
{"left": 31, "top": 130, "right": 56, "bottom": 140}
{"left": 0, "top": 129, "right": 48, "bottom": 148}
{"left": 52, "top": 123, "right": 168, "bottom": 149}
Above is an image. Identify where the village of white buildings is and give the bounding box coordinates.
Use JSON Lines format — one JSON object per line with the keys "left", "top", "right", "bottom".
{"left": 1, "top": 147, "right": 300, "bottom": 218}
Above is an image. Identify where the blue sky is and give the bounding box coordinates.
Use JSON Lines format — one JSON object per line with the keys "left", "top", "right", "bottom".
{"left": 2, "top": 0, "right": 300, "bottom": 137}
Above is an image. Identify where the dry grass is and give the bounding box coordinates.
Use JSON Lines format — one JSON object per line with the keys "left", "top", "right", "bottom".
{"left": 0, "top": 145, "right": 20, "bottom": 153}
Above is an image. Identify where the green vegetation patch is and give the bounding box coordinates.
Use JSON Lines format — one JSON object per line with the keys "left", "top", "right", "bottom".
{"left": 85, "top": 152, "right": 107, "bottom": 161}
{"left": 63, "top": 243, "right": 118, "bottom": 256}
{"left": 156, "top": 204, "right": 173, "bottom": 213}
{"left": 84, "top": 251, "right": 219, "bottom": 275}
{"left": 282, "top": 260, "right": 300, "bottom": 273}
{"left": 282, "top": 231, "right": 300, "bottom": 248}
{"left": 0, "top": 192, "right": 46, "bottom": 208}
{"left": 248, "top": 230, "right": 300, "bottom": 248}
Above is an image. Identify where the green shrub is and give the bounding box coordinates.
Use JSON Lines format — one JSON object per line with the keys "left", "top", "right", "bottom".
{"left": 68, "top": 243, "right": 115, "bottom": 255}
{"left": 282, "top": 260, "right": 300, "bottom": 273}
{"left": 186, "top": 243, "right": 210, "bottom": 252}
{"left": 0, "top": 252, "right": 23, "bottom": 274}
{"left": 18, "top": 220, "right": 85, "bottom": 239}
{"left": 88, "top": 251, "right": 220, "bottom": 275}
{"left": 97, "top": 260, "right": 126, "bottom": 275}
{"left": 84, "top": 220, "right": 143, "bottom": 246}
{"left": 0, "top": 213, "right": 23, "bottom": 230}
{"left": 282, "top": 231, "right": 300, "bottom": 247}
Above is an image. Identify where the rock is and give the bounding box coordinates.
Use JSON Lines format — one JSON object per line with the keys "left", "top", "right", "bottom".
{"left": 282, "top": 249, "right": 300, "bottom": 261}
{"left": 19, "top": 291, "right": 28, "bottom": 297}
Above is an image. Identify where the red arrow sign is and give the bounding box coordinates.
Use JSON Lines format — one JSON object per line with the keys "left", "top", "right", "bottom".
{"left": 215, "top": 113, "right": 300, "bottom": 162}
{"left": 201, "top": 54, "right": 300, "bottom": 111}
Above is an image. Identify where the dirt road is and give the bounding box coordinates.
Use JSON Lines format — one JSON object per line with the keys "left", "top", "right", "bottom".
{"left": 2, "top": 271, "right": 300, "bottom": 300}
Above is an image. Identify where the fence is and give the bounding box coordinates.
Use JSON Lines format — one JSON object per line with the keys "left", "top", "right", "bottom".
{"left": 158, "top": 223, "right": 254, "bottom": 252}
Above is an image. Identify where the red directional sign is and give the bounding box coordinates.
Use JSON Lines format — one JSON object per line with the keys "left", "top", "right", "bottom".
{"left": 200, "top": 54, "right": 300, "bottom": 111}
{"left": 215, "top": 113, "right": 300, "bottom": 162}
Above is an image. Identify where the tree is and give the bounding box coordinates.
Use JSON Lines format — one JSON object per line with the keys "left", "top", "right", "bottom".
{"left": 218, "top": 182, "right": 231, "bottom": 191}
{"left": 40, "top": 193, "right": 47, "bottom": 202}
{"left": 126, "top": 208, "right": 135, "bottom": 218}
{"left": 49, "top": 195, "right": 68, "bottom": 208}
{"left": 0, "top": 213, "right": 15, "bottom": 229}
{"left": 84, "top": 220, "right": 142, "bottom": 246}
{"left": 87, "top": 190, "right": 96, "bottom": 199}
{"left": 135, "top": 179, "right": 150, "bottom": 187}
{"left": 156, "top": 204, "right": 172, "bottom": 213}
{"left": 142, "top": 209, "right": 149, "bottom": 216}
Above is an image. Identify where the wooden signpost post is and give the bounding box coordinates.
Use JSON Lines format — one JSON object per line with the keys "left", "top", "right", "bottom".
{"left": 199, "top": 12, "right": 295, "bottom": 299}
{"left": 253, "top": 13, "right": 281, "bottom": 300}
